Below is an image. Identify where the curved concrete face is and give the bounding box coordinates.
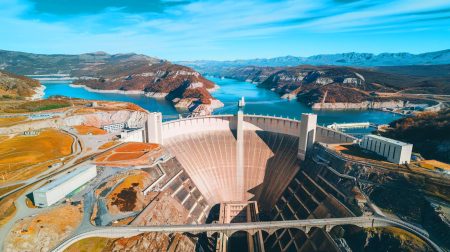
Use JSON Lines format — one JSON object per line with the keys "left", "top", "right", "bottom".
{"left": 164, "top": 130, "right": 238, "bottom": 204}
{"left": 161, "top": 115, "right": 356, "bottom": 211}
{"left": 244, "top": 131, "right": 299, "bottom": 212}
{"left": 164, "top": 129, "right": 300, "bottom": 210}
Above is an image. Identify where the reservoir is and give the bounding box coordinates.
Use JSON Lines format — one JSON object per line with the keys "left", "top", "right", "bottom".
{"left": 42, "top": 77, "right": 401, "bottom": 133}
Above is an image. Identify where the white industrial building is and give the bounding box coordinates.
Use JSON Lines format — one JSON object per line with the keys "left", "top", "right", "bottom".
{"left": 101, "top": 122, "right": 126, "bottom": 133}
{"left": 360, "top": 134, "right": 413, "bottom": 164}
{"left": 33, "top": 164, "right": 97, "bottom": 207}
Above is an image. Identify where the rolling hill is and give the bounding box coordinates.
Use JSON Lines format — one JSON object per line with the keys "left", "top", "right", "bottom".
{"left": 0, "top": 70, "right": 41, "bottom": 99}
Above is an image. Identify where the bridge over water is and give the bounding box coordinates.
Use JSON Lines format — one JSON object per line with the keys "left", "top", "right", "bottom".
{"left": 52, "top": 216, "right": 442, "bottom": 252}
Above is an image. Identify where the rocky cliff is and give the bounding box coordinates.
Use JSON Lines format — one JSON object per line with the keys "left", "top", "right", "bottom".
{"left": 0, "top": 108, "right": 149, "bottom": 134}
{"left": 203, "top": 64, "right": 449, "bottom": 108}
{"left": 72, "top": 60, "right": 220, "bottom": 109}
{"left": 219, "top": 65, "right": 393, "bottom": 105}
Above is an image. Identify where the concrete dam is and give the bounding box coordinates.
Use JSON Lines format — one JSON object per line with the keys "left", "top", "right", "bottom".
{"left": 161, "top": 113, "right": 355, "bottom": 214}
{"left": 141, "top": 112, "right": 368, "bottom": 251}
{"left": 55, "top": 112, "right": 441, "bottom": 252}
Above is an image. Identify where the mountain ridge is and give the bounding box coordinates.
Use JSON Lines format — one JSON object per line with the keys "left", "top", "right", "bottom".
{"left": 178, "top": 49, "right": 450, "bottom": 74}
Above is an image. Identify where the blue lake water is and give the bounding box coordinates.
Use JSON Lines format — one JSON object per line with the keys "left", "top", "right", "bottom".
{"left": 42, "top": 77, "right": 401, "bottom": 134}
{"left": 43, "top": 81, "right": 179, "bottom": 117}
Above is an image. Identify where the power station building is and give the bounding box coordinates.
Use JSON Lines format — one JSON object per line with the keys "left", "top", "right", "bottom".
{"left": 33, "top": 164, "right": 97, "bottom": 207}
{"left": 360, "top": 134, "right": 413, "bottom": 164}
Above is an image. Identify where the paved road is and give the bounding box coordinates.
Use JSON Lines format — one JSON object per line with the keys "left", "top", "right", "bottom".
{"left": 52, "top": 216, "right": 442, "bottom": 252}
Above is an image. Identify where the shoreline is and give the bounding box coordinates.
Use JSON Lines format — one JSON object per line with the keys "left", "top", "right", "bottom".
{"left": 69, "top": 84, "right": 223, "bottom": 115}
{"left": 69, "top": 84, "right": 170, "bottom": 98}
{"left": 207, "top": 84, "right": 220, "bottom": 93}
{"left": 30, "top": 85, "right": 46, "bottom": 100}
{"left": 69, "top": 84, "right": 146, "bottom": 95}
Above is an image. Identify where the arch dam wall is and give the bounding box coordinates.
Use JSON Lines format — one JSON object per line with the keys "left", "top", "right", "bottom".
{"left": 161, "top": 115, "right": 356, "bottom": 210}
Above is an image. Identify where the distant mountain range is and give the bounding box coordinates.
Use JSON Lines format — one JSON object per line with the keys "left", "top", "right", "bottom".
{"left": 178, "top": 49, "right": 450, "bottom": 74}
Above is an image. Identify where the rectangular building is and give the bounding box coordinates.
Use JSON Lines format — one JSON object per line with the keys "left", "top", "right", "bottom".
{"left": 120, "top": 128, "right": 145, "bottom": 142}
{"left": 101, "top": 122, "right": 126, "bottom": 133}
{"left": 360, "top": 134, "right": 413, "bottom": 164}
{"left": 33, "top": 164, "right": 97, "bottom": 207}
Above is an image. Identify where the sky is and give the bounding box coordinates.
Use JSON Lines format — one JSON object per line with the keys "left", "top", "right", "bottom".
{"left": 0, "top": 0, "right": 449, "bottom": 61}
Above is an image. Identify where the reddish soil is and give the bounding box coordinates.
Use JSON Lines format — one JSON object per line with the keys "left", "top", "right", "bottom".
{"left": 107, "top": 152, "right": 145, "bottom": 161}
{"left": 115, "top": 142, "right": 159, "bottom": 152}
{"left": 95, "top": 142, "right": 161, "bottom": 166}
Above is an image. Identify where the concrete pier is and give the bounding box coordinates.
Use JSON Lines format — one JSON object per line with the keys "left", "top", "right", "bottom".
{"left": 298, "top": 113, "right": 317, "bottom": 160}
{"left": 236, "top": 110, "right": 244, "bottom": 201}
{"left": 145, "top": 112, "right": 163, "bottom": 144}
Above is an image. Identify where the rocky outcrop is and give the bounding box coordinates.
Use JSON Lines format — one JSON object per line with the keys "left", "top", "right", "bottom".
{"left": 72, "top": 60, "right": 219, "bottom": 109}
{"left": 0, "top": 109, "right": 148, "bottom": 134}
{"left": 106, "top": 233, "right": 195, "bottom": 252}
{"left": 64, "top": 110, "right": 148, "bottom": 128}
{"left": 0, "top": 70, "right": 41, "bottom": 99}
{"left": 174, "top": 97, "right": 224, "bottom": 116}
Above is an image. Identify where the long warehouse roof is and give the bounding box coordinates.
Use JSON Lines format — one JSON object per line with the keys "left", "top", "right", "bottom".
{"left": 35, "top": 164, "right": 95, "bottom": 193}
{"left": 365, "top": 134, "right": 411, "bottom": 146}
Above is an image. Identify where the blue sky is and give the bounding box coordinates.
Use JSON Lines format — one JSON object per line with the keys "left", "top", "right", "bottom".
{"left": 0, "top": 0, "right": 449, "bottom": 60}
